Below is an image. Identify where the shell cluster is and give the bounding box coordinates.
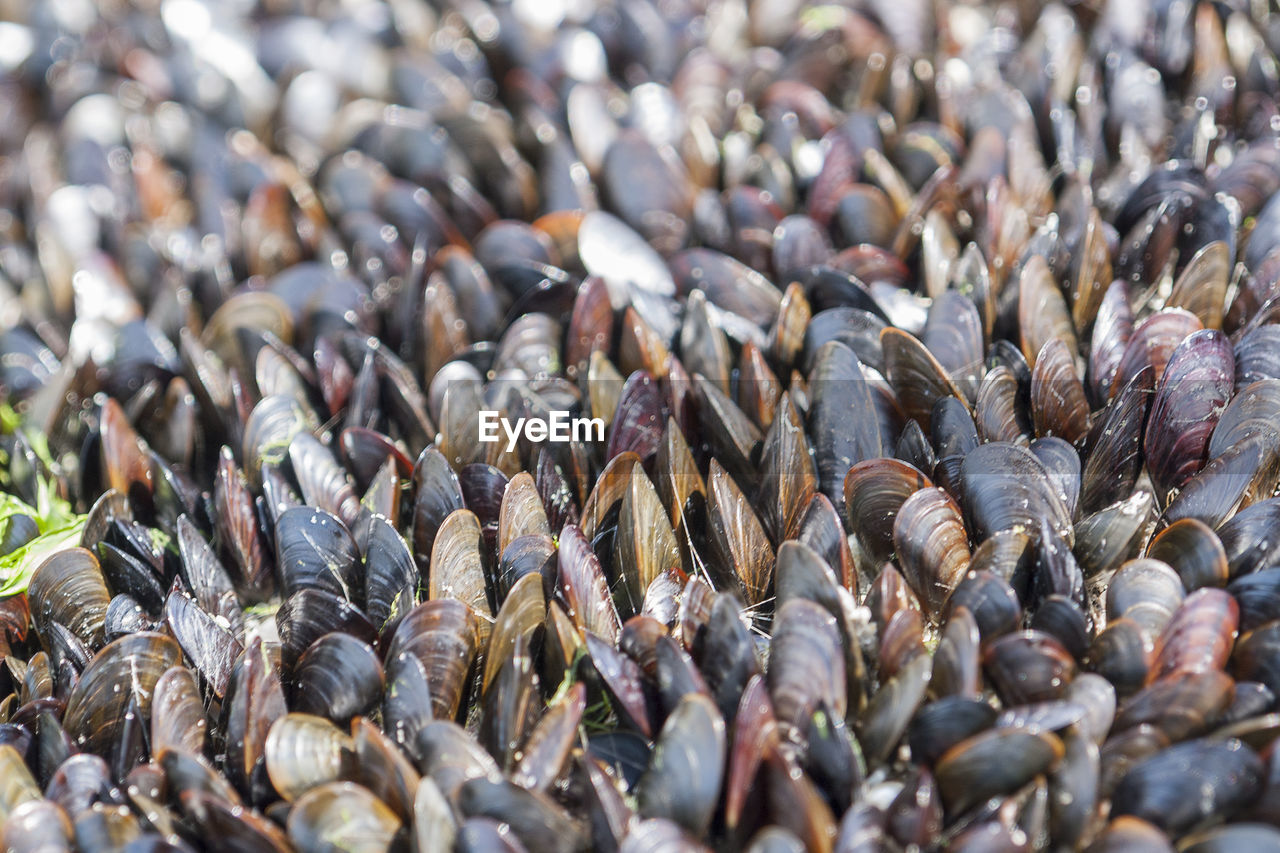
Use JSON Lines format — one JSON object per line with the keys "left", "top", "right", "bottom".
{"left": 5, "top": 0, "right": 1280, "bottom": 851}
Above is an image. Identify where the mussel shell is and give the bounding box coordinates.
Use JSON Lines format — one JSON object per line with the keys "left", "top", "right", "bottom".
{"left": 697, "top": 382, "right": 762, "bottom": 493}
{"left": 843, "top": 458, "right": 933, "bottom": 566}
{"left": 1112, "top": 670, "right": 1234, "bottom": 743}
{"left": 921, "top": 291, "right": 984, "bottom": 402}
{"left": 292, "top": 633, "right": 384, "bottom": 723}
{"left": 810, "top": 342, "right": 888, "bottom": 511}
{"left": 803, "top": 308, "right": 886, "bottom": 375}
{"left": 1030, "top": 339, "right": 1089, "bottom": 445}
{"left": 382, "top": 649, "right": 434, "bottom": 763}
{"left": 0, "top": 745, "right": 44, "bottom": 821}
{"left": 411, "top": 777, "right": 458, "bottom": 853}
{"left": 276, "top": 588, "right": 378, "bottom": 668}
{"left": 615, "top": 467, "right": 682, "bottom": 615}
{"left": 151, "top": 666, "right": 206, "bottom": 757}
{"left": 385, "top": 599, "right": 479, "bottom": 721}
{"left": 906, "top": 696, "right": 998, "bottom": 766}
{"left": 565, "top": 276, "right": 615, "bottom": 378}
{"left": 945, "top": 570, "right": 1022, "bottom": 642}
{"left": 961, "top": 443, "right": 1073, "bottom": 544}
{"left": 557, "top": 523, "right": 622, "bottom": 644}
{"left": 858, "top": 653, "right": 932, "bottom": 767}
{"left": 606, "top": 372, "right": 668, "bottom": 465}
{"left": 635, "top": 694, "right": 726, "bottom": 837}
{"left": 274, "top": 507, "right": 360, "bottom": 602}
{"left": 975, "top": 365, "right": 1031, "bottom": 445}
{"left": 96, "top": 543, "right": 166, "bottom": 618}
{"left": 45, "top": 752, "right": 113, "bottom": 817}
{"left": 1180, "top": 824, "right": 1280, "bottom": 853}
{"left": 484, "top": 570, "right": 546, "bottom": 695}
{"left": 983, "top": 630, "right": 1076, "bottom": 705}
{"left": 339, "top": 427, "right": 414, "bottom": 491}
{"left": 930, "top": 605, "right": 982, "bottom": 698}
{"left": 287, "top": 432, "right": 362, "bottom": 530}
{"left": 264, "top": 713, "right": 357, "bottom": 803}
{"left": 1145, "top": 519, "right": 1228, "bottom": 592}
{"left": 103, "top": 595, "right": 155, "bottom": 641}
{"left": 930, "top": 396, "right": 979, "bottom": 460}
{"left": 1106, "top": 559, "right": 1184, "bottom": 638}
{"left": 212, "top": 452, "right": 275, "bottom": 600}
{"left": 1018, "top": 254, "right": 1077, "bottom": 372}
{"left": 698, "top": 593, "right": 762, "bottom": 724}
{"left": 163, "top": 591, "right": 241, "bottom": 699}
{"left": 1209, "top": 380, "right": 1280, "bottom": 459}
{"left": 1074, "top": 491, "right": 1156, "bottom": 578}
{"left": 457, "top": 778, "right": 587, "bottom": 853}
{"left": 286, "top": 781, "right": 401, "bottom": 853}
{"left": 1110, "top": 738, "right": 1263, "bottom": 835}
{"left": 1, "top": 799, "right": 73, "bottom": 851}
{"left": 242, "top": 395, "right": 318, "bottom": 487}
{"left": 1143, "top": 329, "right": 1234, "bottom": 506}
{"left": 1030, "top": 437, "right": 1081, "bottom": 522}
{"left": 359, "top": 514, "right": 419, "bottom": 635}
{"left": 1163, "top": 433, "right": 1280, "bottom": 529}
{"left": 1220, "top": 682, "right": 1276, "bottom": 726}
{"left": 1235, "top": 326, "right": 1280, "bottom": 386}
{"left": 410, "top": 445, "right": 465, "bottom": 571}
{"left": 1030, "top": 595, "right": 1090, "bottom": 661}
{"left": 28, "top": 548, "right": 110, "bottom": 651}
{"left": 768, "top": 599, "right": 846, "bottom": 746}
{"left": 706, "top": 461, "right": 774, "bottom": 608}
{"left": 175, "top": 515, "right": 244, "bottom": 641}
{"left": 881, "top": 328, "right": 967, "bottom": 431}
{"left": 1080, "top": 367, "right": 1153, "bottom": 515}
{"left": 1085, "top": 815, "right": 1177, "bottom": 852}
{"left": 758, "top": 394, "right": 816, "bottom": 544}
{"left": 892, "top": 487, "right": 970, "bottom": 617}
{"left": 1109, "top": 308, "right": 1202, "bottom": 398}
{"left": 428, "top": 509, "right": 493, "bottom": 645}
{"left": 967, "top": 530, "right": 1034, "bottom": 589}
{"left": 511, "top": 681, "right": 583, "bottom": 796}
{"left": 63, "top": 632, "right": 184, "bottom": 756}
{"left": 1088, "top": 279, "right": 1134, "bottom": 405}
{"left": 223, "top": 637, "right": 287, "bottom": 806}
{"left": 1229, "top": 569, "right": 1280, "bottom": 633}
{"left": 897, "top": 420, "right": 937, "bottom": 477}
{"left": 1148, "top": 588, "right": 1238, "bottom": 683}
{"left": 97, "top": 398, "right": 154, "bottom": 516}
{"left": 935, "top": 727, "right": 1064, "bottom": 816}
{"left": 797, "top": 494, "right": 856, "bottom": 592}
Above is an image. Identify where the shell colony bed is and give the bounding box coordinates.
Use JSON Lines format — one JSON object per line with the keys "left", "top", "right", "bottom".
{"left": 3, "top": 0, "right": 1280, "bottom": 851}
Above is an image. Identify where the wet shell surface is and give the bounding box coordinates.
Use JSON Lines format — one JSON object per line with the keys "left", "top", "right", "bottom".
{"left": 4, "top": 0, "right": 1280, "bottom": 851}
